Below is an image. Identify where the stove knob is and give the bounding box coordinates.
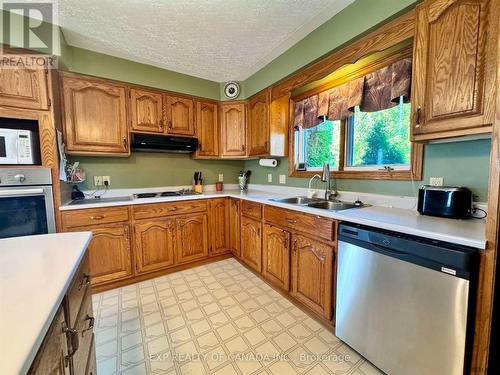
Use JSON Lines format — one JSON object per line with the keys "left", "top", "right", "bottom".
{"left": 14, "top": 174, "right": 26, "bottom": 182}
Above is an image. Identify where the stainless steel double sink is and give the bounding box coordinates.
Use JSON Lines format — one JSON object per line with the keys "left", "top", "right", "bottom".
{"left": 270, "top": 196, "right": 361, "bottom": 211}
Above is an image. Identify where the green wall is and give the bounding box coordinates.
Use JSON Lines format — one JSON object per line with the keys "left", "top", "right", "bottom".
{"left": 244, "top": 139, "right": 491, "bottom": 201}
{"left": 71, "top": 153, "right": 244, "bottom": 190}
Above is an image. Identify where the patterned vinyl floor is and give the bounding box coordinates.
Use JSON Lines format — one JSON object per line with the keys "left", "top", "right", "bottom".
{"left": 92, "top": 258, "right": 384, "bottom": 375}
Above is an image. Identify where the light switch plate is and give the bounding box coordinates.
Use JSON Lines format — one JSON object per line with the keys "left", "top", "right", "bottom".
{"left": 94, "top": 176, "right": 103, "bottom": 186}
{"left": 279, "top": 175, "right": 286, "bottom": 184}
{"left": 218, "top": 174, "right": 224, "bottom": 182}
{"left": 103, "top": 176, "right": 111, "bottom": 186}
{"left": 429, "top": 177, "right": 443, "bottom": 186}
{"left": 267, "top": 173, "right": 273, "bottom": 183}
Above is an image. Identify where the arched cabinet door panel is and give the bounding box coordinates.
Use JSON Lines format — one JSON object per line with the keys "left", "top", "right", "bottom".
{"left": 130, "top": 88, "right": 164, "bottom": 134}
{"left": 175, "top": 213, "right": 209, "bottom": 263}
{"left": 240, "top": 216, "right": 262, "bottom": 272}
{"left": 165, "top": 95, "right": 195, "bottom": 136}
{"left": 220, "top": 102, "right": 246, "bottom": 157}
{"left": 262, "top": 224, "right": 290, "bottom": 291}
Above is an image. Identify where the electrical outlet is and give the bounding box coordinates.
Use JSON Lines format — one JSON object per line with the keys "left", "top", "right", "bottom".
{"left": 429, "top": 177, "right": 443, "bottom": 186}
{"left": 218, "top": 174, "right": 224, "bottom": 182}
{"left": 94, "top": 176, "right": 103, "bottom": 186}
{"left": 267, "top": 173, "right": 273, "bottom": 183}
{"left": 279, "top": 175, "right": 286, "bottom": 184}
{"left": 103, "top": 176, "right": 111, "bottom": 186}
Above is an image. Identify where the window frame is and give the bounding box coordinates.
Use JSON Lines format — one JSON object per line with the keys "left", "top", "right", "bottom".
{"left": 289, "top": 46, "right": 423, "bottom": 181}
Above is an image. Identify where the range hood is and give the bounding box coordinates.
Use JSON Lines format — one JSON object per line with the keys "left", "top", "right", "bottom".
{"left": 131, "top": 133, "right": 198, "bottom": 153}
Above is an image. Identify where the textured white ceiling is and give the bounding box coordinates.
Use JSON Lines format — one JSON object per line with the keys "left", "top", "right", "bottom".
{"left": 56, "top": 0, "right": 354, "bottom": 82}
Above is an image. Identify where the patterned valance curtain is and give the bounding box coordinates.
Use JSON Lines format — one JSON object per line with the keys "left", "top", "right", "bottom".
{"left": 293, "top": 57, "right": 412, "bottom": 129}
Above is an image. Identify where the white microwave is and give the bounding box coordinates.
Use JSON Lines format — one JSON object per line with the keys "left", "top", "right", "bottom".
{"left": 0, "top": 128, "right": 37, "bottom": 165}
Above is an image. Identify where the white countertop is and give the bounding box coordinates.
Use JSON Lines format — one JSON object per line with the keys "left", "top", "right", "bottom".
{"left": 59, "top": 189, "right": 487, "bottom": 249}
{"left": 0, "top": 232, "right": 92, "bottom": 375}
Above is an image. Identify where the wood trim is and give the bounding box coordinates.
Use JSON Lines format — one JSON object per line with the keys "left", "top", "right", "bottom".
{"left": 271, "top": 10, "right": 416, "bottom": 100}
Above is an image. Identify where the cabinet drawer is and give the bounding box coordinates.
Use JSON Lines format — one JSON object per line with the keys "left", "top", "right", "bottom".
{"left": 71, "top": 289, "right": 95, "bottom": 375}
{"left": 133, "top": 200, "right": 207, "bottom": 220}
{"left": 264, "top": 206, "right": 336, "bottom": 242}
{"left": 241, "top": 200, "right": 262, "bottom": 219}
{"left": 66, "top": 252, "right": 90, "bottom": 328}
{"left": 62, "top": 207, "right": 129, "bottom": 228}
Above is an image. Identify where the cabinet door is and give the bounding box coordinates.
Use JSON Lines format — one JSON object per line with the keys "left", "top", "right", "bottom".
{"left": 220, "top": 102, "right": 246, "bottom": 157}
{"left": 262, "top": 224, "right": 290, "bottom": 291}
{"left": 71, "top": 225, "right": 132, "bottom": 286}
{"left": 248, "top": 90, "right": 270, "bottom": 156}
{"left": 0, "top": 57, "right": 49, "bottom": 110}
{"left": 130, "top": 88, "right": 164, "bottom": 134}
{"left": 195, "top": 100, "right": 219, "bottom": 157}
{"left": 165, "top": 95, "right": 195, "bottom": 136}
{"left": 208, "top": 198, "right": 230, "bottom": 256}
{"left": 28, "top": 307, "right": 69, "bottom": 375}
{"left": 176, "top": 213, "right": 209, "bottom": 263}
{"left": 240, "top": 216, "right": 262, "bottom": 272}
{"left": 62, "top": 75, "right": 129, "bottom": 155}
{"left": 291, "top": 234, "right": 333, "bottom": 319}
{"left": 229, "top": 198, "right": 241, "bottom": 257}
{"left": 134, "top": 218, "right": 176, "bottom": 274}
{"left": 411, "top": 0, "right": 494, "bottom": 139}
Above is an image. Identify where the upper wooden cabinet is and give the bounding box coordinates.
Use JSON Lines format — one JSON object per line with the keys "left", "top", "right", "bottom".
{"left": 165, "top": 95, "right": 195, "bottom": 136}
{"left": 130, "top": 88, "right": 165, "bottom": 134}
{"left": 61, "top": 73, "right": 129, "bottom": 155}
{"left": 411, "top": 0, "right": 496, "bottom": 141}
{"left": 247, "top": 90, "right": 270, "bottom": 156}
{"left": 208, "top": 198, "right": 230, "bottom": 256}
{"left": 0, "top": 57, "right": 49, "bottom": 110}
{"left": 194, "top": 100, "right": 219, "bottom": 157}
{"left": 220, "top": 102, "right": 246, "bottom": 157}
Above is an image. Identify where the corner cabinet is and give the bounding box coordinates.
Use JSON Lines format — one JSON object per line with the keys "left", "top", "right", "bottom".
{"left": 411, "top": 0, "right": 496, "bottom": 141}
{"left": 208, "top": 198, "right": 230, "bottom": 256}
{"left": 165, "top": 95, "right": 195, "bottom": 136}
{"left": 220, "top": 102, "right": 246, "bottom": 157}
{"left": 129, "top": 88, "right": 165, "bottom": 134}
{"left": 247, "top": 89, "right": 270, "bottom": 156}
{"left": 61, "top": 73, "right": 129, "bottom": 155}
{"left": 194, "top": 100, "right": 219, "bottom": 157}
{"left": 175, "top": 213, "right": 209, "bottom": 263}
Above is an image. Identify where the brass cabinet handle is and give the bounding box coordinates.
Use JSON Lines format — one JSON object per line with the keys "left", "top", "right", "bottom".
{"left": 90, "top": 215, "right": 104, "bottom": 220}
{"left": 78, "top": 273, "right": 91, "bottom": 291}
{"left": 168, "top": 121, "right": 173, "bottom": 129}
{"left": 123, "top": 138, "right": 128, "bottom": 149}
{"left": 83, "top": 315, "right": 95, "bottom": 335}
{"left": 287, "top": 219, "right": 297, "bottom": 224}
{"left": 414, "top": 106, "right": 422, "bottom": 128}
{"left": 241, "top": 144, "right": 245, "bottom": 151}
{"left": 159, "top": 119, "right": 164, "bottom": 130}
{"left": 64, "top": 327, "right": 79, "bottom": 359}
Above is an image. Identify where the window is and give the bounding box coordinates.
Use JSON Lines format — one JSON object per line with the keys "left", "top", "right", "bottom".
{"left": 295, "top": 120, "right": 341, "bottom": 170}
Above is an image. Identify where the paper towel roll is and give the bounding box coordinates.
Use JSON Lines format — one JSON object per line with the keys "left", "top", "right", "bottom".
{"left": 259, "top": 158, "right": 278, "bottom": 167}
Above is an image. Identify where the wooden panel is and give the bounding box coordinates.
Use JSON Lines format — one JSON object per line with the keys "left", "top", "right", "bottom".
{"left": 133, "top": 200, "right": 207, "bottom": 220}
{"left": 208, "top": 198, "right": 230, "bottom": 255}
{"left": 130, "top": 88, "right": 164, "bottom": 133}
{"left": 71, "top": 288, "right": 95, "bottom": 375}
{"left": 175, "top": 213, "right": 209, "bottom": 263}
{"left": 220, "top": 102, "right": 246, "bottom": 157}
{"left": 62, "top": 206, "right": 129, "bottom": 229}
{"left": 241, "top": 200, "right": 262, "bottom": 220}
{"left": 27, "top": 307, "right": 69, "bottom": 375}
{"left": 269, "top": 93, "right": 290, "bottom": 157}
{"left": 66, "top": 252, "right": 90, "bottom": 328}
{"left": 229, "top": 198, "right": 241, "bottom": 257}
{"left": 194, "top": 100, "right": 219, "bottom": 157}
{"left": 134, "top": 218, "right": 176, "bottom": 274}
{"left": 264, "top": 206, "right": 336, "bottom": 242}
{"left": 61, "top": 74, "right": 129, "bottom": 155}
{"left": 240, "top": 216, "right": 262, "bottom": 272}
{"left": 165, "top": 95, "right": 195, "bottom": 136}
{"left": 0, "top": 56, "right": 49, "bottom": 110}
{"left": 262, "top": 224, "right": 290, "bottom": 291}
{"left": 291, "top": 233, "right": 333, "bottom": 319}
{"left": 85, "top": 335, "right": 96, "bottom": 375}
{"left": 67, "top": 224, "right": 132, "bottom": 286}
{"left": 247, "top": 89, "right": 270, "bottom": 156}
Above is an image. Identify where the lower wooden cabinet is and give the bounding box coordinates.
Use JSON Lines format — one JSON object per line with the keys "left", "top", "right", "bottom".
{"left": 176, "top": 213, "right": 209, "bottom": 263}
{"left": 240, "top": 216, "right": 262, "bottom": 272}
{"left": 229, "top": 198, "right": 241, "bottom": 257}
{"left": 134, "top": 218, "right": 176, "bottom": 274}
{"left": 262, "top": 224, "right": 290, "bottom": 291}
{"left": 208, "top": 198, "right": 230, "bottom": 256}
{"left": 291, "top": 233, "right": 334, "bottom": 320}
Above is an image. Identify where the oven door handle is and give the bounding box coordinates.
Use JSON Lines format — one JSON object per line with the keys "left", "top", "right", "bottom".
{"left": 0, "top": 188, "right": 45, "bottom": 197}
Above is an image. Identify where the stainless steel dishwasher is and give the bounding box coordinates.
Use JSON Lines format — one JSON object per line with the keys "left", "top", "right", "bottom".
{"left": 336, "top": 223, "right": 478, "bottom": 375}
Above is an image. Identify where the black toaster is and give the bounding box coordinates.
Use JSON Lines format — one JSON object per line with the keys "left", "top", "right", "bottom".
{"left": 417, "top": 186, "right": 472, "bottom": 219}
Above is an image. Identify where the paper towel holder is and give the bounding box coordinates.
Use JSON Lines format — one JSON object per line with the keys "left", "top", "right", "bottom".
{"left": 259, "top": 158, "right": 278, "bottom": 167}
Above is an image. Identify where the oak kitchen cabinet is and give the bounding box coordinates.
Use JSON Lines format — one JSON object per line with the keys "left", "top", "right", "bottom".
{"left": 175, "top": 213, "right": 209, "bottom": 263}
{"left": 0, "top": 55, "right": 50, "bottom": 110}
{"left": 208, "top": 198, "right": 230, "bottom": 255}
{"left": 229, "top": 198, "right": 241, "bottom": 257}
{"left": 240, "top": 215, "right": 262, "bottom": 272}
{"left": 134, "top": 218, "right": 176, "bottom": 274}
{"left": 247, "top": 89, "right": 270, "bottom": 156}
{"left": 61, "top": 73, "right": 129, "bottom": 155}
{"left": 411, "top": 0, "right": 496, "bottom": 141}
{"left": 220, "top": 102, "right": 247, "bottom": 157}
{"left": 194, "top": 100, "right": 219, "bottom": 157}
{"left": 262, "top": 224, "right": 290, "bottom": 291}
{"left": 129, "top": 88, "right": 165, "bottom": 134}
{"left": 165, "top": 94, "right": 195, "bottom": 136}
